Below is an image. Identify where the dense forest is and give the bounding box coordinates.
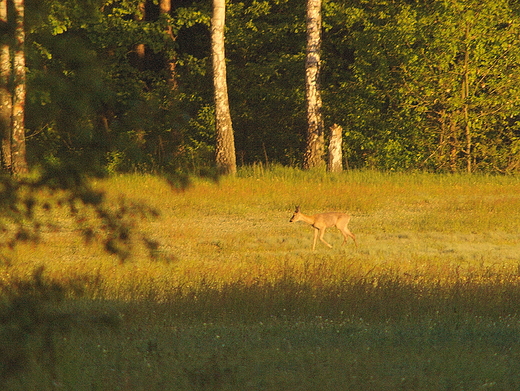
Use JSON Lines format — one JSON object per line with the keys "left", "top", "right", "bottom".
{"left": 2, "top": 0, "right": 520, "bottom": 174}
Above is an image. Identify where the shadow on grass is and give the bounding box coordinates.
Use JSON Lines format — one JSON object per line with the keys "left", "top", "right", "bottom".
{"left": 3, "top": 266, "right": 520, "bottom": 390}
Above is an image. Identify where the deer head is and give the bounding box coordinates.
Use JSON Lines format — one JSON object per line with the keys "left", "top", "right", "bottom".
{"left": 289, "top": 206, "right": 301, "bottom": 222}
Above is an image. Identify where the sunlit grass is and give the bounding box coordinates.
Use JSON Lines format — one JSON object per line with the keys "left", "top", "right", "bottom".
{"left": 5, "top": 168, "right": 520, "bottom": 307}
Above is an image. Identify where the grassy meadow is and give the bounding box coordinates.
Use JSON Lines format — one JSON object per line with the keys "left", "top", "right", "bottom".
{"left": 2, "top": 167, "right": 520, "bottom": 390}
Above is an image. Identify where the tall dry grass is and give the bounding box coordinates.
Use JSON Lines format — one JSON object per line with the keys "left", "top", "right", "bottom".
{"left": 4, "top": 168, "right": 520, "bottom": 315}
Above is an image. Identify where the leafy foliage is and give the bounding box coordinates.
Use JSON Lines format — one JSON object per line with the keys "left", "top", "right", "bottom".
{"left": 0, "top": 164, "right": 159, "bottom": 261}
{"left": 14, "top": 0, "right": 520, "bottom": 174}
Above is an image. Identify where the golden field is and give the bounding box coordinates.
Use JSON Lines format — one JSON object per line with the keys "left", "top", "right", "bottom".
{"left": 2, "top": 167, "right": 520, "bottom": 390}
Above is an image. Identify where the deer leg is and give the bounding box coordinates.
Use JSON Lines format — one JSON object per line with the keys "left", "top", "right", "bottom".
{"left": 312, "top": 228, "right": 319, "bottom": 250}
{"left": 340, "top": 228, "right": 357, "bottom": 248}
{"left": 351, "top": 232, "right": 357, "bottom": 247}
{"left": 319, "top": 228, "right": 333, "bottom": 248}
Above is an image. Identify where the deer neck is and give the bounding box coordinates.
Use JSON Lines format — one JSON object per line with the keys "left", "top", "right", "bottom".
{"left": 299, "top": 213, "right": 316, "bottom": 226}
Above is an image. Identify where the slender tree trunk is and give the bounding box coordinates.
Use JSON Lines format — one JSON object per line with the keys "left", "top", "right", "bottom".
{"left": 159, "top": 0, "right": 177, "bottom": 89}
{"left": 134, "top": 1, "right": 146, "bottom": 71}
{"left": 1, "top": 0, "right": 27, "bottom": 174}
{"left": 0, "top": 0, "right": 12, "bottom": 171}
{"left": 462, "top": 23, "right": 471, "bottom": 173}
{"left": 449, "top": 119, "right": 458, "bottom": 173}
{"left": 437, "top": 110, "right": 447, "bottom": 169}
{"left": 159, "top": 0, "right": 170, "bottom": 15}
{"left": 303, "top": 0, "right": 325, "bottom": 169}
{"left": 11, "top": 0, "right": 28, "bottom": 175}
{"left": 463, "top": 105, "right": 470, "bottom": 172}
{"left": 211, "top": 0, "right": 236, "bottom": 175}
{"left": 327, "top": 124, "right": 343, "bottom": 172}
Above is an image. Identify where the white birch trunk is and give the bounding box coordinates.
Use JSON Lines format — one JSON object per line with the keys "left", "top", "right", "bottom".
{"left": 212, "top": 0, "right": 236, "bottom": 175}
{"left": 303, "top": 0, "right": 325, "bottom": 169}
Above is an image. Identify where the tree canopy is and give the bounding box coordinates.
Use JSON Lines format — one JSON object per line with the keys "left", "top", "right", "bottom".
{"left": 3, "top": 0, "right": 520, "bottom": 174}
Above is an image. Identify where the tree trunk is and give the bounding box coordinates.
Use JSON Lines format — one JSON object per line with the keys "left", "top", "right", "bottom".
{"left": 159, "top": 0, "right": 170, "bottom": 15}
{"left": 211, "top": 0, "right": 236, "bottom": 175}
{"left": 449, "top": 119, "right": 458, "bottom": 173}
{"left": 1, "top": 0, "right": 27, "bottom": 174}
{"left": 0, "top": 0, "right": 12, "bottom": 171}
{"left": 327, "top": 124, "right": 343, "bottom": 172}
{"left": 462, "top": 23, "right": 471, "bottom": 173}
{"left": 134, "top": 2, "right": 146, "bottom": 71}
{"left": 303, "top": 0, "right": 325, "bottom": 169}
{"left": 159, "top": 0, "right": 177, "bottom": 89}
{"left": 11, "top": 0, "right": 28, "bottom": 175}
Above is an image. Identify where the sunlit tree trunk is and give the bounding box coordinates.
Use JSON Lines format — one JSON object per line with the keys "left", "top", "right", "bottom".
{"left": 1, "top": 0, "right": 27, "bottom": 174}
{"left": 11, "top": 0, "right": 28, "bottom": 175}
{"left": 303, "top": 0, "right": 325, "bottom": 169}
{"left": 0, "top": 0, "right": 12, "bottom": 171}
{"left": 159, "top": 0, "right": 170, "bottom": 17}
{"left": 159, "top": 0, "right": 177, "bottom": 89}
{"left": 211, "top": 0, "right": 236, "bottom": 175}
{"left": 134, "top": 1, "right": 146, "bottom": 71}
{"left": 328, "top": 124, "right": 343, "bottom": 172}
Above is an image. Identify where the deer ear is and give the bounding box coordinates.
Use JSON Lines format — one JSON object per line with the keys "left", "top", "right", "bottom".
{"left": 295, "top": 206, "right": 300, "bottom": 212}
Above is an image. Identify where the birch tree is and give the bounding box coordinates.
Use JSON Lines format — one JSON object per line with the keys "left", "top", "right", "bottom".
{"left": 211, "top": 0, "right": 236, "bottom": 175}
{"left": 303, "top": 0, "right": 325, "bottom": 169}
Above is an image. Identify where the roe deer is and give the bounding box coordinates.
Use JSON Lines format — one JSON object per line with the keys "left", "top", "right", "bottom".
{"left": 290, "top": 206, "right": 357, "bottom": 250}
